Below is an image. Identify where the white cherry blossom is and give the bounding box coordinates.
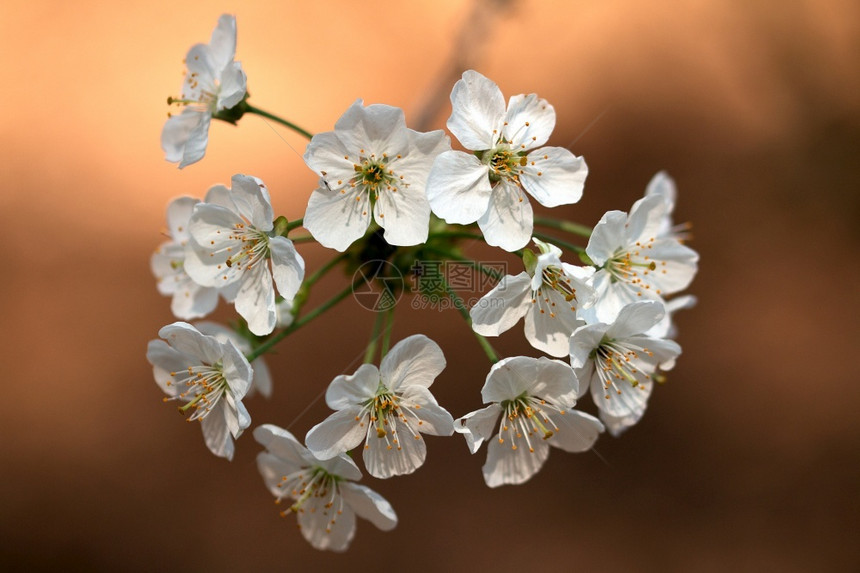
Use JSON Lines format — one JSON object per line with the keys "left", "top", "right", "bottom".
{"left": 194, "top": 321, "right": 272, "bottom": 399}
{"left": 303, "top": 100, "right": 449, "bottom": 251}
{"left": 455, "top": 356, "right": 603, "bottom": 487}
{"left": 146, "top": 322, "right": 252, "bottom": 459}
{"left": 585, "top": 193, "right": 699, "bottom": 323}
{"left": 162, "top": 14, "right": 247, "bottom": 168}
{"left": 151, "top": 196, "right": 218, "bottom": 320}
{"left": 569, "top": 301, "right": 681, "bottom": 436}
{"left": 305, "top": 335, "right": 454, "bottom": 479}
{"left": 255, "top": 425, "right": 397, "bottom": 552}
{"left": 426, "top": 70, "right": 588, "bottom": 251}
{"left": 470, "top": 238, "right": 595, "bottom": 357}
{"left": 184, "top": 175, "right": 305, "bottom": 336}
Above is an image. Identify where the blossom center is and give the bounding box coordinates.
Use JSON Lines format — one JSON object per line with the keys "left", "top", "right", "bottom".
{"left": 497, "top": 393, "right": 564, "bottom": 453}
{"left": 165, "top": 362, "right": 230, "bottom": 422}
{"left": 605, "top": 239, "right": 665, "bottom": 296}
{"left": 352, "top": 153, "right": 400, "bottom": 203}
{"left": 590, "top": 337, "right": 655, "bottom": 399}
{"left": 484, "top": 144, "right": 526, "bottom": 184}
{"left": 275, "top": 467, "right": 345, "bottom": 530}
{"left": 225, "top": 223, "right": 270, "bottom": 271}
{"left": 359, "top": 381, "right": 424, "bottom": 452}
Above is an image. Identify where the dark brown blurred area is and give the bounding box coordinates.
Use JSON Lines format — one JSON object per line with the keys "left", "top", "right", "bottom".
{"left": 1, "top": 1, "right": 858, "bottom": 571}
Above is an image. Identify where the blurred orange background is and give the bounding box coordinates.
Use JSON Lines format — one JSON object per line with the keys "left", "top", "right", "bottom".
{"left": 1, "top": 0, "right": 858, "bottom": 571}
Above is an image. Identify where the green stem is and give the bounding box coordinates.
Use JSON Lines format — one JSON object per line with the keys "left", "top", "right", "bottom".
{"left": 532, "top": 232, "right": 587, "bottom": 255}
{"left": 286, "top": 218, "right": 304, "bottom": 232}
{"left": 364, "top": 310, "right": 386, "bottom": 364}
{"left": 245, "top": 105, "right": 314, "bottom": 140}
{"left": 440, "top": 278, "right": 499, "bottom": 364}
{"left": 533, "top": 216, "right": 592, "bottom": 238}
{"left": 381, "top": 307, "right": 394, "bottom": 358}
{"left": 246, "top": 282, "right": 354, "bottom": 362}
{"left": 291, "top": 235, "right": 316, "bottom": 244}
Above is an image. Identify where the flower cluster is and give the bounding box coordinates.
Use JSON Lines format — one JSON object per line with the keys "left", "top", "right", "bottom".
{"left": 147, "top": 14, "right": 699, "bottom": 552}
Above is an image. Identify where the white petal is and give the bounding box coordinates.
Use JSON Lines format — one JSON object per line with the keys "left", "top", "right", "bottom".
{"left": 426, "top": 150, "right": 492, "bottom": 224}
{"left": 218, "top": 62, "right": 246, "bottom": 110}
{"left": 645, "top": 171, "right": 676, "bottom": 211}
{"left": 157, "top": 322, "right": 222, "bottom": 364}
{"left": 183, "top": 44, "right": 217, "bottom": 95}
{"left": 519, "top": 147, "right": 587, "bottom": 207}
{"left": 600, "top": 409, "right": 644, "bottom": 437}
{"left": 208, "top": 14, "right": 237, "bottom": 72}
{"left": 304, "top": 185, "right": 371, "bottom": 251}
{"left": 606, "top": 301, "right": 666, "bottom": 339}
{"left": 447, "top": 70, "right": 506, "bottom": 150}
{"left": 220, "top": 339, "right": 253, "bottom": 398}
{"left": 171, "top": 279, "right": 218, "bottom": 320}
{"left": 546, "top": 409, "right": 603, "bottom": 453}
{"left": 256, "top": 452, "right": 298, "bottom": 496}
{"left": 482, "top": 356, "right": 578, "bottom": 406}
{"left": 146, "top": 339, "right": 190, "bottom": 396}
{"left": 165, "top": 196, "right": 200, "bottom": 241}
{"left": 298, "top": 496, "right": 356, "bottom": 552}
{"left": 340, "top": 483, "right": 397, "bottom": 531}
{"left": 303, "top": 132, "right": 356, "bottom": 185}
{"left": 469, "top": 272, "right": 532, "bottom": 337}
{"left": 569, "top": 323, "right": 609, "bottom": 369}
{"left": 626, "top": 195, "right": 669, "bottom": 244}
{"left": 477, "top": 180, "right": 533, "bottom": 252}
{"left": 229, "top": 174, "right": 273, "bottom": 231}
{"left": 250, "top": 356, "right": 272, "bottom": 398}
{"left": 379, "top": 335, "right": 445, "bottom": 391}
{"left": 269, "top": 237, "right": 305, "bottom": 301}
{"left": 363, "top": 420, "right": 427, "bottom": 478}
{"left": 334, "top": 100, "right": 408, "bottom": 154}
{"left": 234, "top": 264, "right": 276, "bottom": 336}
{"left": 502, "top": 93, "right": 556, "bottom": 149}
{"left": 200, "top": 410, "right": 234, "bottom": 460}
{"left": 161, "top": 110, "right": 210, "bottom": 168}
{"left": 524, "top": 289, "right": 584, "bottom": 358}
{"left": 374, "top": 184, "right": 430, "bottom": 246}
{"left": 482, "top": 434, "right": 549, "bottom": 487}
{"left": 253, "top": 425, "right": 308, "bottom": 471}
{"left": 644, "top": 240, "right": 699, "bottom": 294}
{"left": 399, "top": 385, "right": 454, "bottom": 436}
{"left": 325, "top": 363, "right": 380, "bottom": 409}
{"left": 585, "top": 210, "right": 627, "bottom": 265}
{"left": 305, "top": 406, "right": 368, "bottom": 460}
{"left": 592, "top": 375, "right": 652, "bottom": 419}
{"left": 453, "top": 404, "right": 502, "bottom": 454}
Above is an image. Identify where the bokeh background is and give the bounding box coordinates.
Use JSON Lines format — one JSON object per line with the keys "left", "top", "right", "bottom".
{"left": 1, "top": 0, "right": 858, "bottom": 571}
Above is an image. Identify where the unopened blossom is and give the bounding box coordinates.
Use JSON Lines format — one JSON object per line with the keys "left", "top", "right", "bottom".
{"left": 585, "top": 193, "right": 699, "bottom": 323}
{"left": 569, "top": 301, "right": 681, "bottom": 436}
{"left": 426, "top": 70, "right": 588, "bottom": 251}
{"left": 151, "top": 196, "right": 219, "bottom": 320}
{"left": 146, "top": 322, "right": 252, "bottom": 459}
{"left": 184, "top": 175, "right": 305, "bottom": 336}
{"left": 305, "top": 335, "right": 454, "bottom": 479}
{"left": 470, "top": 238, "right": 595, "bottom": 357}
{"left": 255, "top": 425, "right": 397, "bottom": 552}
{"left": 195, "top": 321, "right": 272, "bottom": 398}
{"left": 455, "top": 356, "right": 603, "bottom": 487}
{"left": 303, "top": 100, "right": 449, "bottom": 251}
{"left": 162, "top": 14, "right": 247, "bottom": 168}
